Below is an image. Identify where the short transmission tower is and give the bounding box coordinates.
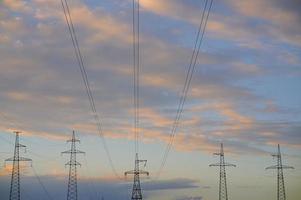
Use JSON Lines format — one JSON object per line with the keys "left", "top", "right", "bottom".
{"left": 125, "top": 153, "right": 149, "bottom": 200}
{"left": 5, "top": 131, "right": 32, "bottom": 200}
{"left": 62, "top": 131, "right": 85, "bottom": 200}
{"left": 266, "top": 144, "right": 294, "bottom": 200}
{"left": 209, "top": 143, "right": 236, "bottom": 200}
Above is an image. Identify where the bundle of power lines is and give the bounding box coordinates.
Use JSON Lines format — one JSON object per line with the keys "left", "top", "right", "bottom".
{"left": 60, "top": 0, "right": 213, "bottom": 180}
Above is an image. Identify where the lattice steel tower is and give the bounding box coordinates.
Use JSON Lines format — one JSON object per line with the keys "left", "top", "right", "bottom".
{"left": 5, "top": 131, "right": 32, "bottom": 200}
{"left": 266, "top": 144, "right": 294, "bottom": 200}
{"left": 125, "top": 153, "right": 149, "bottom": 200}
{"left": 209, "top": 143, "right": 236, "bottom": 200}
{"left": 62, "top": 131, "right": 85, "bottom": 200}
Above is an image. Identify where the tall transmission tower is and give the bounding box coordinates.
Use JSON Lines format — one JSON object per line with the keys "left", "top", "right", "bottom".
{"left": 125, "top": 153, "right": 149, "bottom": 200}
{"left": 5, "top": 131, "right": 32, "bottom": 200}
{"left": 62, "top": 131, "right": 85, "bottom": 200}
{"left": 266, "top": 144, "right": 294, "bottom": 200}
{"left": 209, "top": 143, "right": 236, "bottom": 200}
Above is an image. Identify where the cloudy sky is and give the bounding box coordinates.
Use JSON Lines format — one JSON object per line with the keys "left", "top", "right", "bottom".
{"left": 0, "top": 0, "right": 301, "bottom": 199}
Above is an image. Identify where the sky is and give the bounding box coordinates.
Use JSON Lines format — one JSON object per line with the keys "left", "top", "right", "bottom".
{"left": 0, "top": 0, "right": 301, "bottom": 199}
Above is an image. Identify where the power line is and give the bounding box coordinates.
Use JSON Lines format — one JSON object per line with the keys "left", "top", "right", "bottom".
{"left": 156, "top": 0, "right": 214, "bottom": 178}
{"left": 83, "top": 156, "right": 99, "bottom": 200}
{"left": 132, "top": 0, "right": 141, "bottom": 154}
{"left": 125, "top": 1, "right": 149, "bottom": 199}
{"left": 60, "top": 0, "right": 121, "bottom": 179}
{"left": 0, "top": 134, "right": 14, "bottom": 146}
{"left": 31, "top": 165, "right": 54, "bottom": 200}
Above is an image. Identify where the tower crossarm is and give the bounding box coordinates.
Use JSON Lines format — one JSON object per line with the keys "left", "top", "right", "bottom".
{"left": 209, "top": 163, "right": 221, "bottom": 167}
{"left": 139, "top": 170, "right": 149, "bottom": 176}
{"left": 61, "top": 150, "right": 85, "bottom": 154}
{"left": 66, "top": 138, "right": 81, "bottom": 143}
{"left": 125, "top": 170, "right": 135, "bottom": 176}
{"left": 5, "top": 157, "right": 32, "bottom": 162}
{"left": 138, "top": 159, "right": 147, "bottom": 167}
{"left": 125, "top": 170, "right": 149, "bottom": 176}
{"left": 266, "top": 165, "right": 294, "bottom": 170}
{"left": 65, "top": 161, "right": 82, "bottom": 167}
{"left": 16, "top": 144, "right": 26, "bottom": 148}
{"left": 282, "top": 165, "right": 294, "bottom": 169}
{"left": 224, "top": 163, "right": 236, "bottom": 167}
{"left": 209, "top": 163, "right": 236, "bottom": 167}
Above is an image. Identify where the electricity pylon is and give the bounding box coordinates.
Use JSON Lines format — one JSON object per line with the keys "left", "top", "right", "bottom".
{"left": 266, "top": 144, "right": 294, "bottom": 200}
{"left": 209, "top": 143, "right": 236, "bottom": 200}
{"left": 62, "top": 131, "right": 85, "bottom": 200}
{"left": 125, "top": 153, "right": 149, "bottom": 200}
{"left": 5, "top": 131, "right": 32, "bottom": 200}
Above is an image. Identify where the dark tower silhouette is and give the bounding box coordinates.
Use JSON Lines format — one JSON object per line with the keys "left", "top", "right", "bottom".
{"left": 125, "top": 153, "right": 149, "bottom": 200}
{"left": 266, "top": 144, "right": 294, "bottom": 200}
{"left": 5, "top": 131, "right": 32, "bottom": 200}
{"left": 209, "top": 143, "right": 236, "bottom": 200}
{"left": 62, "top": 131, "right": 85, "bottom": 200}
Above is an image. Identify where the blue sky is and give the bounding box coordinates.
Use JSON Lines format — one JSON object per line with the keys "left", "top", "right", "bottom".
{"left": 0, "top": 0, "right": 301, "bottom": 200}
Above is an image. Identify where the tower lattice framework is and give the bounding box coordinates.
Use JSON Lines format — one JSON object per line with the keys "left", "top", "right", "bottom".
{"left": 62, "top": 131, "right": 85, "bottom": 200}
{"left": 209, "top": 143, "right": 236, "bottom": 200}
{"left": 5, "top": 131, "right": 32, "bottom": 200}
{"left": 266, "top": 144, "right": 294, "bottom": 200}
{"left": 125, "top": 153, "right": 149, "bottom": 200}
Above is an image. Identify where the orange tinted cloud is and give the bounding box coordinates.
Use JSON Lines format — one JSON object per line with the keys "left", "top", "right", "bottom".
{"left": 3, "top": 0, "right": 32, "bottom": 13}
{"left": 0, "top": 163, "right": 31, "bottom": 177}
{"left": 140, "top": 0, "right": 176, "bottom": 16}
{"left": 6, "top": 91, "right": 32, "bottom": 101}
{"left": 64, "top": 4, "right": 131, "bottom": 43}
{"left": 139, "top": 108, "right": 172, "bottom": 127}
{"left": 140, "top": 0, "right": 301, "bottom": 47}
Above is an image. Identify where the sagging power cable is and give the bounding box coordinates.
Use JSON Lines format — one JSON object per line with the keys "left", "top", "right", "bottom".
{"left": 60, "top": 0, "right": 121, "bottom": 179}
{"left": 156, "top": 0, "right": 214, "bottom": 178}
{"left": 132, "top": 0, "right": 141, "bottom": 154}
{"left": 32, "top": 165, "right": 54, "bottom": 200}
